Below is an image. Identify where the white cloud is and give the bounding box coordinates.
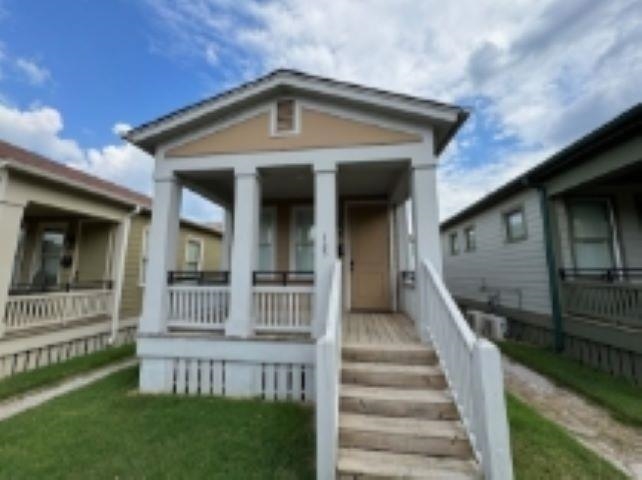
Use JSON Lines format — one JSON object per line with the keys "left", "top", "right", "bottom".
{"left": 15, "top": 58, "right": 50, "bottom": 86}
{"left": 0, "top": 102, "right": 222, "bottom": 223}
{"left": 112, "top": 122, "right": 132, "bottom": 136}
{"left": 146, "top": 0, "right": 642, "bottom": 217}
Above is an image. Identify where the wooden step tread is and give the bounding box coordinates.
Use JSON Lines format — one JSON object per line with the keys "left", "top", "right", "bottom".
{"left": 338, "top": 448, "right": 481, "bottom": 479}
{"left": 342, "top": 362, "right": 442, "bottom": 374}
{"left": 341, "top": 384, "right": 452, "bottom": 403}
{"left": 342, "top": 343, "right": 433, "bottom": 353}
{"left": 340, "top": 413, "right": 467, "bottom": 439}
{"left": 342, "top": 344, "right": 436, "bottom": 364}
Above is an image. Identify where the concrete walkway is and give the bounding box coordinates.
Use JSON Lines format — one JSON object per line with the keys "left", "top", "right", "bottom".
{"left": 0, "top": 358, "right": 137, "bottom": 422}
{"left": 503, "top": 356, "right": 642, "bottom": 479}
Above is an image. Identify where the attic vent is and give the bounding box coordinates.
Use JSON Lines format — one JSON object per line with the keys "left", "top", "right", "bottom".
{"left": 275, "top": 99, "right": 296, "bottom": 134}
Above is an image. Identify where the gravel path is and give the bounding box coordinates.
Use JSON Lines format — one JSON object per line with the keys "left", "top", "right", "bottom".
{"left": 0, "top": 358, "right": 137, "bottom": 422}
{"left": 503, "top": 356, "right": 642, "bottom": 479}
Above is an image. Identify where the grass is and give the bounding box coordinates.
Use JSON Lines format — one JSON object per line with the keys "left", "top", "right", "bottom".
{"left": 507, "top": 393, "right": 625, "bottom": 479}
{"left": 0, "top": 343, "right": 135, "bottom": 402}
{"left": 0, "top": 367, "right": 315, "bottom": 479}
{"left": 500, "top": 340, "right": 642, "bottom": 426}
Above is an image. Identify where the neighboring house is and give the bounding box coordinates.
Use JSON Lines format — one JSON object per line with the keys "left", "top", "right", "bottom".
{"left": 0, "top": 140, "right": 221, "bottom": 376}
{"left": 441, "top": 104, "right": 642, "bottom": 383}
{"left": 125, "top": 70, "right": 513, "bottom": 479}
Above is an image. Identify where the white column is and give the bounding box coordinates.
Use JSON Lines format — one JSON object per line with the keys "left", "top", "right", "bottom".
{"left": 109, "top": 212, "right": 134, "bottom": 343}
{"left": 139, "top": 176, "right": 182, "bottom": 334}
{"left": 411, "top": 163, "right": 441, "bottom": 275}
{"left": 220, "top": 208, "right": 233, "bottom": 270}
{"left": 313, "top": 164, "right": 337, "bottom": 337}
{"left": 226, "top": 168, "right": 260, "bottom": 338}
{"left": 0, "top": 200, "right": 25, "bottom": 338}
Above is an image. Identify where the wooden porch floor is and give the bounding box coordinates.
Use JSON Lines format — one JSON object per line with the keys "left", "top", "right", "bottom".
{"left": 342, "top": 312, "right": 419, "bottom": 346}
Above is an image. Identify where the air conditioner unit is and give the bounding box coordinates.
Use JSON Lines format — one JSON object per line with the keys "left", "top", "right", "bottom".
{"left": 466, "top": 309, "right": 507, "bottom": 341}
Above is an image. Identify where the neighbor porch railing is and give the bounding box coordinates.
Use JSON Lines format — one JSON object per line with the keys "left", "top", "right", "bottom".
{"left": 558, "top": 268, "right": 642, "bottom": 328}
{"left": 3, "top": 288, "right": 113, "bottom": 333}
{"left": 418, "top": 259, "right": 513, "bottom": 479}
{"left": 315, "top": 260, "right": 342, "bottom": 480}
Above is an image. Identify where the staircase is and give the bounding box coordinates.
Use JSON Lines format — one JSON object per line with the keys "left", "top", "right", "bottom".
{"left": 337, "top": 341, "right": 482, "bottom": 479}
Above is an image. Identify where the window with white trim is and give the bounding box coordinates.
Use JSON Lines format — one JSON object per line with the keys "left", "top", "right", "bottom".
{"left": 293, "top": 207, "right": 314, "bottom": 271}
{"left": 449, "top": 232, "right": 459, "bottom": 255}
{"left": 464, "top": 226, "right": 476, "bottom": 252}
{"left": 568, "top": 199, "right": 616, "bottom": 269}
{"left": 274, "top": 99, "right": 296, "bottom": 134}
{"left": 504, "top": 208, "right": 527, "bottom": 242}
{"left": 185, "top": 238, "right": 203, "bottom": 272}
{"left": 140, "top": 227, "right": 149, "bottom": 286}
{"left": 258, "top": 209, "right": 276, "bottom": 270}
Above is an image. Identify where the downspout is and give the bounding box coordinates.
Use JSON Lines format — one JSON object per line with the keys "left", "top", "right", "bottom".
{"left": 109, "top": 205, "right": 141, "bottom": 344}
{"left": 535, "top": 185, "right": 565, "bottom": 352}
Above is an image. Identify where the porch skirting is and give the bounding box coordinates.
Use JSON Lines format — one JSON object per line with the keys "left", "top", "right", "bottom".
{"left": 137, "top": 334, "right": 315, "bottom": 401}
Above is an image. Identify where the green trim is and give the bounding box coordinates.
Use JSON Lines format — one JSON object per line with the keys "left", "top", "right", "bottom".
{"left": 537, "top": 186, "right": 564, "bottom": 352}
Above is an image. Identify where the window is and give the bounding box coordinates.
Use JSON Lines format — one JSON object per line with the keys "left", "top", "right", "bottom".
{"left": 504, "top": 208, "right": 527, "bottom": 242}
{"left": 292, "top": 207, "right": 314, "bottom": 271}
{"left": 258, "top": 208, "right": 276, "bottom": 270}
{"left": 39, "top": 230, "right": 64, "bottom": 286}
{"left": 185, "top": 238, "right": 203, "bottom": 272}
{"left": 140, "top": 227, "right": 149, "bottom": 286}
{"left": 568, "top": 199, "right": 615, "bottom": 269}
{"left": 11, "top": 227, "right": 25, "bottom": 286}
{"left": 464, "top": 226, "right": 476, "bottom": 252}
{"left": 449, "top": 232, "right": 459, "bottom": 255}
{"left": 273, "top": 99, "right": 297, "bottom": 134}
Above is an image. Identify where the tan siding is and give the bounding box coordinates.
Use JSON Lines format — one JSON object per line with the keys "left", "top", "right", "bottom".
{"left": 76, "top": 221, "right": 112, "bottom": 281}
{"left": 167, "top": 107, "right": 421, "bottom": 157}
{"left": 119, "top": 215, "right": 146, "bottom": 318}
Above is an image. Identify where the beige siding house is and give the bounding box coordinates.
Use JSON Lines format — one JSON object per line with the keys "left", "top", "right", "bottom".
{"left": 0, "top": 140, "right": 221, "bottom": 377}
{"left": 125, "top": 70, "right": 513, "bottom": 479}
{"left": 442, "top": 103, "right": 642, "bottom": 384}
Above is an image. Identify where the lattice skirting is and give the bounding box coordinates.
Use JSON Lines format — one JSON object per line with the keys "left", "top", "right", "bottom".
{"left": 168, "top": 358, "right": 315, "bottom": 401}
{"left": 0, "top": 325, "right": 137, "bottom": 379}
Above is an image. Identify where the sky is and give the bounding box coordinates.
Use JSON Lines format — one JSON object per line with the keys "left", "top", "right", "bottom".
{"left": 0, "top": 0, "right": 640, "bottom": 223}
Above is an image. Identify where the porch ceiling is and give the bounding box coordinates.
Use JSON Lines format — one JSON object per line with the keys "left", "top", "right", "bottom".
{"left": 23, "top": 202, "right": 114, "bottom": 222}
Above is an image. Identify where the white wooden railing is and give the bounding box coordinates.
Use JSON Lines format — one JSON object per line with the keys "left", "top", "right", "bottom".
{"left": 253, "top": 286, "right": 314, "bottom": 334}
{"left": 167, "top": 286, "right": 229, "bottom": 330}
{"left": 561, "top": 280, "right": 642, "bottom": 328}
{"left": 419, "top": 259, "right": 513, "bottom": 480}
{"left": 3, "top": 289, "right": 113, "bottom": 333}
{"left": 315, "top": 261, "right": 342, "bottom": 480}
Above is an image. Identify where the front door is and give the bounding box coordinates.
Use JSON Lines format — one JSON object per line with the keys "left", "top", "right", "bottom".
{"left": 348, "top": 203, "right": 391, "bottom": 311}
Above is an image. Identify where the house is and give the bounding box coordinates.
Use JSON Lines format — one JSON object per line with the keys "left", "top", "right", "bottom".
{"left": 0, "top": 140, "right": 222, "bottom": 376}
{"left": 125, "top": 70, "right": 513, "bottom": 479}
{"left": 441, "top": 104, "right": 642, "bottom": 384}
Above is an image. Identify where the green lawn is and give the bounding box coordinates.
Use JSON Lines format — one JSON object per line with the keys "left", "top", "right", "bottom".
{"left": 0, "top": 343, "right": 134, "bottom": 402}
{"left": 0, "top": 367, "right": 315, "bottom": 479}
{"left": 507, "top": 393, "right": 625, "bottom": 479}
{"left": 500, "top": 340, "right": 642, "bottom": 426}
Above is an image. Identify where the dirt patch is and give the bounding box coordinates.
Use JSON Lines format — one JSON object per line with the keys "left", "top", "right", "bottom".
{"left": 503, "top": 356, "right": 642, "bottom": 479}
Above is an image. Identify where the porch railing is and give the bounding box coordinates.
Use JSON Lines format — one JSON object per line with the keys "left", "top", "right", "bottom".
{"left": 560, "top": 280, "right": 642, "bottom": 328}
{"left": 315, "top": 260, "right": 342, "bottom": 480}
{"left": 4, "top": 289, "right": 113, "bottom": 333}
{"left": 253, "top": 285, "right": 314, "bottom": 333}
{"left": 167, "top": 270, "right": 230, "bottom": 285}
{"left": 419, "top": 259, "right": 513, "bottom": 479}
{"left": 167, "top": 285, "right": 230, "bottom": 330}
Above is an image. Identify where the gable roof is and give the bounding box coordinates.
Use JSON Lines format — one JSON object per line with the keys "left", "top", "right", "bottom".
{"left": 125, "top": 69, "right": 468, "bottom": 155}
{"left": 0, "top": 139, "right": 221, "bottom": 236}
{"left": 441, "top": 103, "right": 642, "bottom": 231}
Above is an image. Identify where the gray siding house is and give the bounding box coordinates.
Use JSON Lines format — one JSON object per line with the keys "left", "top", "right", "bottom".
{"left": 441, "top": 104, "right": 642, "bottom": 383}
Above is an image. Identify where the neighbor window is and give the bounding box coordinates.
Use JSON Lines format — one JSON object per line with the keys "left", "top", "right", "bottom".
{"left": 449, "top": 232, "right": 459, "bottom": 255}
{"left": 11, "top": 227, "right": 25, "bottom": 286}
{"left": 275, "top": 99, "right": 296, "bottom": 134}
{"left": 39, "top": 230, "right": 65, "bottom": 286}
{"left": 140, "top": 227, "right": 149, "bottom": 285}
{"left": 185, "top": 238, "right": 203, "bottom": 272}
{"left": 504, "top": 208, "right": 527, "bottom": 242}
{"left": 258, "top": 208, "right": 276, "bottom": 270}
{"left": 293, "top": 207, "right": 314, "bottom": 271}
{"left": 464, "top": 226, "right": 476, "bottom": 252}
{"left": 568, "top": 199, "right": 615, "bottom": 269}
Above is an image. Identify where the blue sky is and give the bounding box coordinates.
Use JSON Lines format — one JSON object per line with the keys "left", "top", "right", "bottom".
{"left": 0, "top": 0, "right": 640, "bottom": 222}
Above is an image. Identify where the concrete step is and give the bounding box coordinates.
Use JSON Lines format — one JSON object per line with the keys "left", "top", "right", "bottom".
{"left": 340, "top": 384, "right": 458, "bottom": 420}
{"left": 338, "top": 448, "right": 481, "bottom": 479}
{"left": 342, "top": 362, "right": 447, "bottom": 389}
{"left": 339, "top": 413, "right": 472, "bottom": 458}
{"left": 342, "top": 343, "right": 437, "bottom": 365}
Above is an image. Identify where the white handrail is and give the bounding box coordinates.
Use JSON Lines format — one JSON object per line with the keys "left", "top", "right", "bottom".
{"left": 421, "top": 259, "right": 513, "bottom": 480}
{"left": 315, "top": 261, "right": 342, "bottom": 480}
